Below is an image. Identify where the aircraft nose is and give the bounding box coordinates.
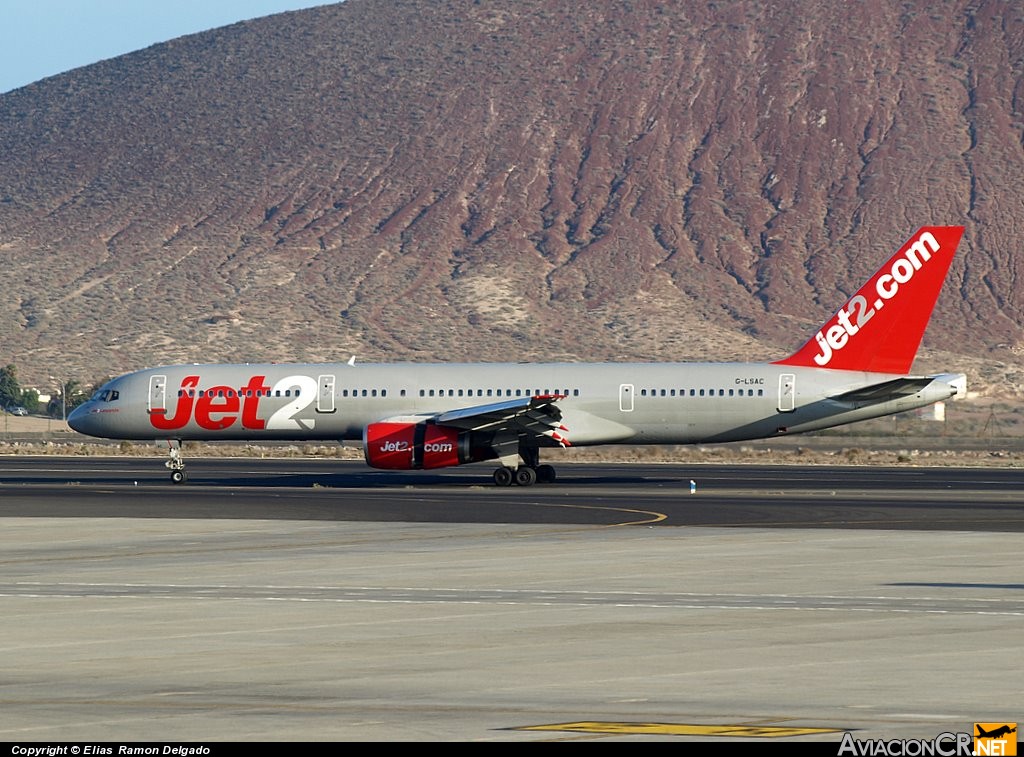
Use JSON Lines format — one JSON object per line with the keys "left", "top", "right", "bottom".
{"left": 67, "top": 403, "right": 99, "bottom": 436}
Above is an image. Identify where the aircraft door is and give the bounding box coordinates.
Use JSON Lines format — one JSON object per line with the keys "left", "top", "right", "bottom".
{"left": 619, "top": 383, "right": 634, "bottom": 412}
{"left": 317, "top": 374, "right": 336, "bottom": 414}
{"left": 777, "top": 373, "right": 796, "bottom": 413}
{"left": 148, "top": 375, "right": 167, "bottom": 414}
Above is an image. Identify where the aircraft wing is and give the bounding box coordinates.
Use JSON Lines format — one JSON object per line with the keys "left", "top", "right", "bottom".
{"left": 433, "top": 394, "right": 570, "bottom": 446}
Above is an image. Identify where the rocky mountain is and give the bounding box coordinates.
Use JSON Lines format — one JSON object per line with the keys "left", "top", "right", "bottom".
{"left": 2, "top": 0, "right": 1023, "bottom": 393}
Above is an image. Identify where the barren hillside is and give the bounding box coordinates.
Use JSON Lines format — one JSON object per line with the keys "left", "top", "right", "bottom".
{"left": 1, "top": 0, "right": 1023, "bottom": 392}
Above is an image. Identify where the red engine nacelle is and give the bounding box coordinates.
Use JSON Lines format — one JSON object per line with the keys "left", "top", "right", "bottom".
{"left": 364, "top": 421, "right": 488, "bottom": 470}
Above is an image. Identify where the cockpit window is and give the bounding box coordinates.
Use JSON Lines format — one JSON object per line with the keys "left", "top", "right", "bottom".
{"left": 90, "top": 389, "right": 119, "bottom": 402}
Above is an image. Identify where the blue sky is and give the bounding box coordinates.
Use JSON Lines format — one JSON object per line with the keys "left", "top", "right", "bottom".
{"left": 0, "top": 0, "right": 333, "bottom": 94}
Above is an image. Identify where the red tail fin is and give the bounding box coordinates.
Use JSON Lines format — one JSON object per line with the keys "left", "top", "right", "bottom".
{"left": 775, "top": 226, "right": 965, "bottom": 374}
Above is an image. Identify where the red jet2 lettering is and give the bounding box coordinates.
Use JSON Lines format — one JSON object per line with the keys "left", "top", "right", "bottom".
{"left": 151, "top": 375, "right": 270, "bottom": 431}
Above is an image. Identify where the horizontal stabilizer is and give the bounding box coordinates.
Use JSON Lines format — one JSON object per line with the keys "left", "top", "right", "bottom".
{"left": 831, "top": 377, "right": 935, "bottom": 403}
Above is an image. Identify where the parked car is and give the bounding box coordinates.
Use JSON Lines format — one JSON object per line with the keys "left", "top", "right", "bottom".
{"left": 7, "top": 405, "right": 28, "bottom": 416}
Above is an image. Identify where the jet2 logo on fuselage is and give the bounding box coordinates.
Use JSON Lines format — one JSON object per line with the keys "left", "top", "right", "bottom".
{"left": 150, "top": 374, "right": 317, "bottom": 432}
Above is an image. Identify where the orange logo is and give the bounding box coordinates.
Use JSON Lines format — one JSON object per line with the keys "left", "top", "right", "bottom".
{"left": 975, "top": 724, "right": 1017, "bottom": 756}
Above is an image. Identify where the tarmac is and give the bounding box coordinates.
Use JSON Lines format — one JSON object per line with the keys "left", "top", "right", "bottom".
{"left": 0, "top": 458, "right": 1019, "bottom": 742}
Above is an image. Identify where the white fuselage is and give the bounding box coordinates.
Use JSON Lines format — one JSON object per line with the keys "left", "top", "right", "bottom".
{"left": 69, "top": 361, "right": 963, "bottom": 446}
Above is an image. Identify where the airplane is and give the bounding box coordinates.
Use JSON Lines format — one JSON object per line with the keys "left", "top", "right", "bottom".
{"left": 976, "top": 725, "right": 1016, "bottom": 739}
{"left": 69, "top": 225, "right": 967, "bottom": 486}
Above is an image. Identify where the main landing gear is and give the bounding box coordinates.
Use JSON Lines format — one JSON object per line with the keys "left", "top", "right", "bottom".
{"left": 491, "top": 448, "right": 556, "bottom": 487}
{"left": 492, "top": 464, "right": 556, "bottom": 487}
{"left": 165, "top": 440, "right": 187, "bottom": 484}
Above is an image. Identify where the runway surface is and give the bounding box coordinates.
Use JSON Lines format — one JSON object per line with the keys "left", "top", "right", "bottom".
{"left": 0, "top": 456, "right": 1021, "bottom": 742}
{"left": 2, "top": 456, "right": 1023, "bottom": 529}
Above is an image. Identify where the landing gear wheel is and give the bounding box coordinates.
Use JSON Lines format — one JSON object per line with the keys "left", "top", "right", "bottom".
{"left": 536, "top": 464, "right": 556, "bottom": 484}
{"left": 164, "top": 440, "right": 186, "bottom": 484}
{"left": 514, "top": 466, "right": 537, "bottom": 487}
{"left": 493, "top": 467, "right": 514, "bottom": 487}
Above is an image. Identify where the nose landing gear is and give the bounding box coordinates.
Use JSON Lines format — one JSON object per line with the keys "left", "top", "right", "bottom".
{"left": 165, "top": 440, "right": 187, "bottom": 484}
